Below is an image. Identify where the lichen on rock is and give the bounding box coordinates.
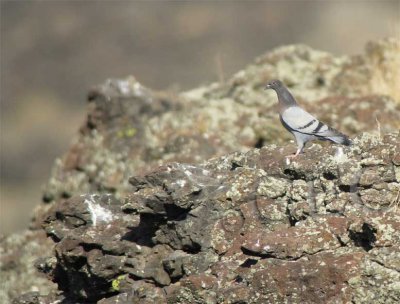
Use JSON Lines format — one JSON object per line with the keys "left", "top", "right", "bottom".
{"left": 2, "top": 38, "right": 400, "bottom": 304}
{"left": 34, "top": 130, "right": 400, "bottom": 303}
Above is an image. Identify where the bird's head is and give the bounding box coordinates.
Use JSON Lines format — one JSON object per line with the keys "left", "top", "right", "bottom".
{"left": 265, "top": 79, "right": 283, "bottom": 90}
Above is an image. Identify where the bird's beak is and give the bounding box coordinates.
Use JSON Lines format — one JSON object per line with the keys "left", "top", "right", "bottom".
{"left": 264, "top": 84, "right": 271, "bottom": 90}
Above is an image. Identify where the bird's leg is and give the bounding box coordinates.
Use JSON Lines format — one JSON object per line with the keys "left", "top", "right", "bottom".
{"left": 286, "top": 143, "right": 304, "bottom": 159}
{"left": 286, "top": 148, "right": 302, "bottom": 159}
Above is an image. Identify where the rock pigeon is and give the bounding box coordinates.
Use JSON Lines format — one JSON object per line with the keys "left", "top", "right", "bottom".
{"left": 265, "top": 79, "right": 351, "bottom": 158}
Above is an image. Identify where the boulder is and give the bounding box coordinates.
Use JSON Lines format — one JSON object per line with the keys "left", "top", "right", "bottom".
{"left": 2, "top": 38, "right": 400, "bottom": 303}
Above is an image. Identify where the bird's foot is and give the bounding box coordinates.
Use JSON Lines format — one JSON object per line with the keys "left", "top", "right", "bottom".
{"left": 286, "top": 149, "right": 302, "bottom": 159}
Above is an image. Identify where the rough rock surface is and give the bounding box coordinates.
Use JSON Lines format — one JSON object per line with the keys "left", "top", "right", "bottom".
{"left": 39, "top": 38, "right": 399, "bottom": 213}
{"left": 41, "top": 132, "right": 400, "bottom": 303}
{"left": 0, "top": 231, "right": 57, "bottom": 303}
{"left": 1, "top": 38, "right": 399, "bottom": 303}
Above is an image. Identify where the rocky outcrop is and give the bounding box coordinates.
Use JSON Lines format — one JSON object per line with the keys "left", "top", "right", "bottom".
{"left": 39, "top": 38, "right": 399, "bottom": 213}
{"left": 41, "top": 132, "right": 400, "bottom": 303}
{"left": 1, "top": 38, "right": 399, "bottom": 303}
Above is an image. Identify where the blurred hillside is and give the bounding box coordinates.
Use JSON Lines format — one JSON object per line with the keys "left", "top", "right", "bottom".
{"left": 1, "top": 1, "right": 399, "bottom": 234}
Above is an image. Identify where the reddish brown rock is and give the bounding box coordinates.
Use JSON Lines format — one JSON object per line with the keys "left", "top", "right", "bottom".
{"left": 242, "top": 226, "right": 341, "bottom": 259}
{"left": 249, "top": 252, "right": 365, "bottom": 303}
{"left": 4, "top": 39, "right": 400, "bottom": 303}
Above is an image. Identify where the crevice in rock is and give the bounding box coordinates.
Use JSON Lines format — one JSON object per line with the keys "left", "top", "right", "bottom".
{"left": 370, "top": 258, "right": 400, "bottom": 273}
{"left": 164, "top": 204, "right": 188, "bottom": 221}
{"left": 80, "top": 242, "right": 103, "bottom": 252}
{"left": 123, "top": 213, "right": 162, "bottom": 247}
{"left": 182, "top": 242, "right": 201, "bottom": 254}
{"left": 234, "top": 275, "right": 244, "bottom": 283}
{"left": 61, "top": 191, "right": 72, "bottom": 199}
{"left": 339, "top": 184, "right": 360, "bottom": 193}
{"left": 323, "top": 171, "right": 337, "bottom": 181}
{"left": 240, "top": 258, "right": 259, "bottom": 268}
{"left": 357, "top": 183, "right": 374, "bottom": 190}
{"left": 348, "top": 223, "right": 377, "bottom": 252}
{"left": 168, "top": 276, "right": 182, "bottom": 284}
{"left": 241, "top": 246, "right": 332, "bottom": 261}
{"left": 190, "top": 189, "right": 202, "bottom": 196}
{"left": 283, "top": 168, "right": 306, "bottom": 180}
{"left": 240, "top": 246, "right": 273, "bottom": 259}
{"left": 335, "top": 235, "right": 347, "bottom": 247}
{"left": 254, "top": 137, "right": 265, "bottom": 149}
{"left": 46, "top": 231, "right": 62, "bottom": 243}
{"left": 316, "top": 76, "right": 326, "bottom": 86}
{"left": 231, "top": 161, "right": 243, "bottom": 171}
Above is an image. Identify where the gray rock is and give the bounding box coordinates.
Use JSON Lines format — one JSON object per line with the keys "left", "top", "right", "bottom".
{"left": 2, "top": 38, "right": 400, "bottom": 303}
{"left": 37, "top": 131, "right": 400, "bottom": 303}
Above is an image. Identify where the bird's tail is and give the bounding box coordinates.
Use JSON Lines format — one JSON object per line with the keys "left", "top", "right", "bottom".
{"left": 327, "top": 130, "right": 352, "bottom": 146}
{"left": 341, "top": 135, "right": 352, "bottom": 146}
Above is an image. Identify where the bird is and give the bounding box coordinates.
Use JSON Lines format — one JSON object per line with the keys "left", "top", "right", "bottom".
{"left": 265, "top": 79, "right": 351, "bottom": 158}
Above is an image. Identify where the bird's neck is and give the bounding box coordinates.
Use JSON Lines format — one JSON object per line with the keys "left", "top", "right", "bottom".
{"left": 276, "top": 86, "right": 298, "bottom": 107}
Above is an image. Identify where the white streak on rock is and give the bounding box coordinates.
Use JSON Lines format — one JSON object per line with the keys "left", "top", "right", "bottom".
{"left": 84, "top": 195, "right": 113, "bottom": 226}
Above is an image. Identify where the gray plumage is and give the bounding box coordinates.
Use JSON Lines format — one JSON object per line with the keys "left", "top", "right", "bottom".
{"left": 265, "top": 79, "right": 351, "bottom": 157}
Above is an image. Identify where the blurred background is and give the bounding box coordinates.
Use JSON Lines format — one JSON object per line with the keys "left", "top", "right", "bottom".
{"left": 1, "top": 1, "right": 399, "bottom": 234}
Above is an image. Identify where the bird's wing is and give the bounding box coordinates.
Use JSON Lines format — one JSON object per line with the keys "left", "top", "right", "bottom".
{"left": 281, "top": 106, "right": 351, "bottom": 146}
{"left": 281, "top": 106, "right": 333, "bottom": 137}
